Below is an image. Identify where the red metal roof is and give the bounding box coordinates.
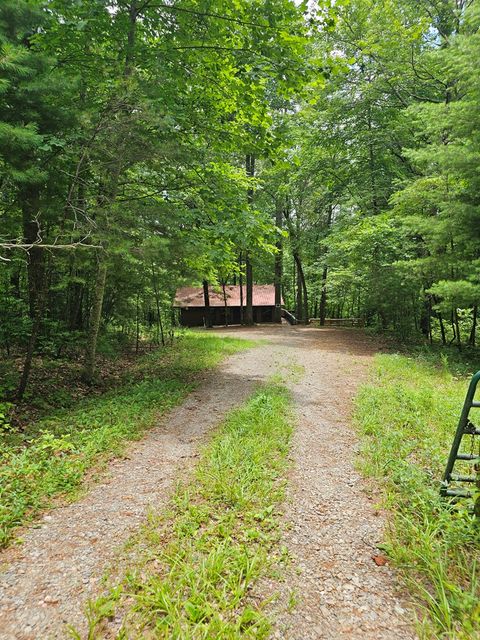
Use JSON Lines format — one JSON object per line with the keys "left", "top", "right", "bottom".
{"left": 174, "top": 284, "right": 280, "bottom": 308}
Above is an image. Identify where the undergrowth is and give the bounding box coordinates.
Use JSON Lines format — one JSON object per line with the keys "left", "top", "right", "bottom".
{"left": 0, "top": 332, "right": 252, "bottom": 548}
{"left": 71, "top": 382, "right": 293, "bottom": 639}
{"left": 355, "top": 352, "right": 480, "bottom": 639}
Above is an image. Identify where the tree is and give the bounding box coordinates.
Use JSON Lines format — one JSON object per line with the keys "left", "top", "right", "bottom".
{"left": 0, "top": 0, "right": 313, "bottom": 397}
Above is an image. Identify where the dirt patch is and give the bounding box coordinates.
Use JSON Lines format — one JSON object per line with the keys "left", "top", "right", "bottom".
{"left": 282, "top": 329, "right": 414, "bottom": 639}
{"left": 2, "top": 343, "right": 160, "bottom": 430}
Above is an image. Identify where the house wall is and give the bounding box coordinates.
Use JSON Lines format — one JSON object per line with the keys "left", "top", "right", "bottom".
{"left": 178, "top": 306, "right": 275, "bottom": 327}
{"left": 255, "top": 306, "right": 275, "bottom": 323}
{"left": 179, "top": 308, "right": 205, "bottom": 327}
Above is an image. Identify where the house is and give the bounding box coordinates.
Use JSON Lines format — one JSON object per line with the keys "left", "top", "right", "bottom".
{"left": 174, "top": 284, "right": 281, "bottom": 327}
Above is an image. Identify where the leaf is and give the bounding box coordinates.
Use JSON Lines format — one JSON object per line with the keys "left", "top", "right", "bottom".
{"left": 184, "top": 601, "right": 203, "bottom": 622}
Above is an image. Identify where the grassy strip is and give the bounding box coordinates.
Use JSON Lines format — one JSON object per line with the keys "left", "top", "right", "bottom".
{"left": 355, "top": 352, "right": 480, "bottom": 639}
{"left": 73, "top": 382, "right": 293, "bottom": 639}
{"left": 0, "top": 333, "right": 252, "bottom": 548}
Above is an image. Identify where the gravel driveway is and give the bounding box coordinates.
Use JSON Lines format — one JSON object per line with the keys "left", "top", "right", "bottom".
{"left": 0, "top": 325, "right": 415, "bottom": 639}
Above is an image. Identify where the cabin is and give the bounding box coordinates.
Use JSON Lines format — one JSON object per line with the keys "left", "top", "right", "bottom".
{"left": 174, "top": 284, "right": 281, "bottom": 327}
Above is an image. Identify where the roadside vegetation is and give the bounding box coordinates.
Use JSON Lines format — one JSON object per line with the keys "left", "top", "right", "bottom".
{"left": 70, "top": 382, "right": 292, "bottom": 639}
{"left": 0, "top": 333, "right": 252, "bottom": 548}
{"left": 1, "top": 0, "right": 480, "bottom": 634}
{"left": 355, "top": 350, "right": 480, "bottom": 639}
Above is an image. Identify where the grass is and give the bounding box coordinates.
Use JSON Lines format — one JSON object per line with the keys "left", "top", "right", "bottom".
{"left": 70, "top": 382, "right": 293, "bottom": 639}
{"left": 0, "top": 332, "right": 252, "bottom": 548}
{"left": 354, "top": 351, "right": 480, "bottom": 639}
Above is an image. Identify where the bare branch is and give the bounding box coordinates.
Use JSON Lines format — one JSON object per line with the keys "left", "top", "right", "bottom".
{"left": 0, "top": 229, "right": 102, "bottom": 261}
{"left": 0, "top": 241, "right": 101, "bottom": 251}
{"left": 149, "top": 3, "right": 273, "bottom": 30}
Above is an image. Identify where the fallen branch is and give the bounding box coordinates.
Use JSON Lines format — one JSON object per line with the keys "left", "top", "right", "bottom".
{"left": 0, "top": 240, "right": 102, "bottom": 261}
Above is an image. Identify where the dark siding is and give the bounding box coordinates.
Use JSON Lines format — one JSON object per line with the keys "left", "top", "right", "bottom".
{"left": 179, "top": 306, "right": 275, "bottom": 327}
{"left": 180, "top": 308, "right": 205, "bottom": 327}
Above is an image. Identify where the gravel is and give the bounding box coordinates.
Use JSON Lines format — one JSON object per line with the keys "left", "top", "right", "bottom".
{"left": 0, "top": 326, "right": 416, "bottom": 639}
{"left": 237, "top": 325, "right": 416, "bottom": 640}
{"left": 0, "top": 342, "right": 278, "bottom": 639}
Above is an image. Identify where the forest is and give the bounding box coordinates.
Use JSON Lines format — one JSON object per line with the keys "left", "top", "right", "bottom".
{"left": 1, "top": 0, "right": 479, "bottom": 401}
{"left": 1, "top": 1, "right": 480, "bottom": 639}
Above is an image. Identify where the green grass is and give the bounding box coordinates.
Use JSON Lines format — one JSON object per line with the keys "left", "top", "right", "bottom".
{"left": 71, "top": 382, "right": 293, "bottom": 640}
{"left": 355, "top": 352, "right": 480, "bottom": 639}
{"left": 0, "top": 332, "right": 252, "bottom": 548}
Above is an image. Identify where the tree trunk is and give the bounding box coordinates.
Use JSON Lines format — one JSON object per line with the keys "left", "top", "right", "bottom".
{"left": 428, "top": 298, "right": 433, "bottom": 344}
{"left": 294, "top": 253, "right": 308, "bottom": 324}
{"left": 22, "top": 186, "right": 44, "bottom": 320}
{"left": 17, "top": 185, "right": 46, "bottom": 401}
{"left": 135, "top": 293, "right": 140, "bottom": 353}
{"left": 245, "top": 154, "right": 255, "bottom": 326}
{"left": 169, "top": 307, "right": 175, "bottom": 343}
{"left": 469, "top": 306, "right": 477, "bottom": 347}
{"left": 152, "top": 266, "right": 165, "bottom": 346}
{"left": 203, "top": 279, "right": 212, "bottom": 328}
{"left": 454, "top": 308, "right": 462, "bottom": 350}
{"left": 319, "top": 265, "right": 328, "bottom": 326}
{"left": 292, "top": 259, "right": 296, "bottom": 313}
{"left": 222, "top": 282, "right": 229, "bottom": 327}
{"left": 296, "top": 263, "right": 303, "bottom": 322}
{"left": 302, "top": 276, "right": 308, "bottom": 324}
{"left": 239, "top": 252, "right": 244, "bottom": 325}
{"left": 124, "top": 2, "right": 138, "bottom": 75}
{"left": 245, "top": 252, "right": 254, "bottom": 325}
{"left": 449, "top": 311, "right": 457, "bottom": 345}
{"left": 83, "top": 258, "right": 107, "bottom": 382}
{"left": 17, "top": 302, "right": 45, "bottom": 401}
{"left": 438, "top": 313, "right": 447, "bottom": 345}
{"left": 367, "top": 102, "right": 379, "bottom": 214}
{"left": 158, "top": 306, "right": 165, "bottom": 347}
{"left": 274, "top": 203, "right": 283, "bottom": 323}
{"left": 319, "top": 205, "right": 333, "bottom": 326}
{"left": 81, "top": 2, "right": 139, "bottom": 380}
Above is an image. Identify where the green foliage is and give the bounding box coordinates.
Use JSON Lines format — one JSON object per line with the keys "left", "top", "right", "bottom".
{"left": 0, "top": 401, "right": 13, "bottom": 432}
{"left": 428, "top": 281, "right": 480, "bottom": 317}
{"left": 355, "top": 352, "right": 480, "bottom": 638}
{"left": 0, "top": 0, "right": 317, "bottom": 396}
{"left": 270, "top": 0, "right": 480, "bottom": 340}
{"left": 0, "top": 333, "right": 252, "bottom": 548}
{"left": 72, "top": 382, "right": 293, "bottom": 639}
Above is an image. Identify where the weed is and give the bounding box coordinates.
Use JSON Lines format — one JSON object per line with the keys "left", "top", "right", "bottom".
{"left": 74, "top": 383, "right": 293, "bottom": 638}
{"left": 0, "top": 401, "right": 13, "bottom": 432}
{"left": 355, "top": 352, "right": 480, "bottom": 639}
{"left": 0, "top": 333, "right": 252, "bottom": 548}
{"left": 287, "top": 589, "right": 298, "bottom": 612}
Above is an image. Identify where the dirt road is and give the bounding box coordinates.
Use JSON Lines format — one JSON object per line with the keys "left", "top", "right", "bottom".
{"left": 0, "top": 326, "right": 414, "bottom": 639}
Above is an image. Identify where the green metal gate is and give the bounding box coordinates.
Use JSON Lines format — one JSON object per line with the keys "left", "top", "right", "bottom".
{"left": 441, "top": 371, "right": 480, "bottom": 509}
